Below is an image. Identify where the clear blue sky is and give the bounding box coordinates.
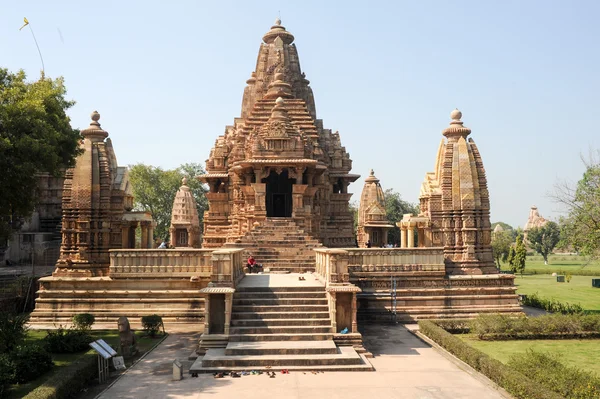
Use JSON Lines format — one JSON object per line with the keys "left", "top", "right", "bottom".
{"left": 3, "top": 1, "right": 599, "bottom": 228}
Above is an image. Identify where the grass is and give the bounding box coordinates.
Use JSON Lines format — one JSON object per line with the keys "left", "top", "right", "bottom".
{"left": 500, "top": 254, "right": 600, "bottom": 275}
{"left": 8, "top": 329, "right": 163, "bottom": 399}
{"left": 460, "top": 334, "right": 600, "bottom": 376}
{"left": 514, "top": 274, "right": 600, "bottom": 311}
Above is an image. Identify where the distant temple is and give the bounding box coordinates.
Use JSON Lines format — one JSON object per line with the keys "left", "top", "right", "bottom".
{"left": 31, "top": 19, "right": 520, "bottom": 372}
{"left": 524, "top": 205, "right": 548, "bottom": 238}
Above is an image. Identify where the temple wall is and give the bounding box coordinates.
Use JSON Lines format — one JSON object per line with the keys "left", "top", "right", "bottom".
{"left": 315, "top": 247, "right": 520, "bottom": 323}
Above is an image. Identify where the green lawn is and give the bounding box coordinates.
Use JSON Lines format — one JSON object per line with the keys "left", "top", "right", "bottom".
{"left": 461, "top": 334, "right": 600, "bottom": 376}
{"left": 514, "top": 274, "right": 600, "bottom": 311}
{"left": 500, "top": 254, "right": 600, "bottom": 275}
{"left": 8, "top": 329, "right": 163, "bottom": 399}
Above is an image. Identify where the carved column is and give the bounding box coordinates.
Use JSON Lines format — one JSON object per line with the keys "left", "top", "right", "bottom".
{"left": 400, "top": 226, "right": 407, "bottom": 248}
{"left": 121, "top": 226, "right": 129, "bottom": 248}
{"left": 147, "top": 225, "right": 154, "bottom": 248}
{"left": 408, "top": 225, "right": 415, "bottom": 248}
{"left": 330, "top": 292, "right": 337, "bottom": 333}
{"left": 351, "top": 292, "right": 358, "bottom": 333}
{"left": 204, "top": 295, "right": 211, "bottom": 334}
{"left": 141, "top": 222, "right": 149, "bottom": 249}
{"left": 224, "top": 293, "right": 232, "bottom": 335}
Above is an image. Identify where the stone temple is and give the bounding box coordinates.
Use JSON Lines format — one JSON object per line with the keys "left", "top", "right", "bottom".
{"left": 31, "top": 19, "right": 520, "bottom": 371}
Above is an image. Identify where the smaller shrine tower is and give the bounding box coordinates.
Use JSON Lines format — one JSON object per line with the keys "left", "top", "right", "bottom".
{"left": 357, "top": 170, "right": 394, "bottom": 247}
{"left": 169, "top": 177, "right": 201, "bottom": 247}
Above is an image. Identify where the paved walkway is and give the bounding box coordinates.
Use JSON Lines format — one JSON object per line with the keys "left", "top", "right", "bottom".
{"left": 98, "top": 324, "right": 505, "bottom": 399}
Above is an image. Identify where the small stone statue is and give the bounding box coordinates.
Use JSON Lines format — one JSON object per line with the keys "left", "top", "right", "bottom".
{"left": 118, "top": 316, "right": 138, "bottom": 358}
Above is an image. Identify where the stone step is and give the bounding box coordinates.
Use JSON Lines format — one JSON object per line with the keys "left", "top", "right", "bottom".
{"left": 229, "top": 325, "right": 332, "bottom": 335}
{"left": 228, "top": 332, "right": 333, "bottom": 342}
{"left": 234, "top": 291, "right": 325, "bottom": 299}
{"left": 200, "top": 347, "right": 362, "bottom": 367}
{"left": 232, "top": 298, "right": 327, "bottom": 306}
{"left": 230, "top": 318, "right": 331, "bottom": 327}
{"left": 232, "top": 304, "right": 329, "bottom": 313}
{"left": 231, "top": 311, "right": 330, "bottom": 320}
{"left": 224, "top": 341, "right": 338, "bottom": 355}
{"left": 236, "top": 286, "right": 324, "bottom": 293}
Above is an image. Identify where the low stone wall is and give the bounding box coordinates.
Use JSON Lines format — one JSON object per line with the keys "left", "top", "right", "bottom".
{"left": 109, "top": 249, "right": 213, "bottom": 278}
{"left": 316, "top": 247, "right": 521, "bottom": 322}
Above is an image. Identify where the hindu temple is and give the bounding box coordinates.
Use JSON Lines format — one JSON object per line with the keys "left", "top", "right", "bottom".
{"left": 30, "top": 19, "right": 521, "bottom": 372}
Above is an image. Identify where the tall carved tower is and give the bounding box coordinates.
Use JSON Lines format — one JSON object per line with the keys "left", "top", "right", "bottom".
{"left": 201, "top": 19, "right": 357, "bottom": 248}
{"left": 357, "top": 170, "right": 394, "bottom": 247}
{"left": 420, "top": 110, "right": 496, "bottom": 274}
{"left": 54, "top": 112, "right": 140, "bottom": 277}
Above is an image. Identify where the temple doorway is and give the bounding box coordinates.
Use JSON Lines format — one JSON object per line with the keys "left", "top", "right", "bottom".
{"left": 263, "top": 169, "right": 293, "bottom": 217}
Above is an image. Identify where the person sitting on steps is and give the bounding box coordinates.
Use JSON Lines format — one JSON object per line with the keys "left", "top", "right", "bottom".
{"left": 246, "top": 256, "right": 261, "bottom": 274}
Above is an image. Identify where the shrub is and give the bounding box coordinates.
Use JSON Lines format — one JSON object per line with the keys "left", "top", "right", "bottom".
{"left": 0, "top": 312, "right": 29, "bottom": 353}
{"left": 0, "top": 354, "right": 15, "bottom": 399}
{"left": 418, "top": 320, "right": 563, "bottom": 399}
{"left": 508, "top": 350, "right": 600, "bottom": 399}
{"left": 522, "top": 292, "right": 583, "bottom": 314}
{"left": 72, "top": 314, "right": 95, "bottom": 331}
{"left": 10, "top": 344, "right": 53, "bottom": 384}
{"left": 141, "top": 315, "right": 164, "bottom": 337}
{"left": 44, "top": 327, "right": 93, "bottom": 353}
{"left": 566, "top": 273, "right": 573, "bottom": 283}
{"left": 22, "top": 351, "right": 97, "bottom": 399}
{"left": 468, "top": 313, "right": 600, "bottom": 340}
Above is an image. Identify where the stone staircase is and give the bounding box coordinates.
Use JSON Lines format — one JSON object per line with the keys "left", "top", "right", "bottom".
{"left": 225, "top": 218, "right": 322, "bottom": 273}
{"left": 191, "top": 277, "right": 373, "bottom": 372}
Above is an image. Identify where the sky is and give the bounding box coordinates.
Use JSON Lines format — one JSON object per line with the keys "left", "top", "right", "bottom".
{"left": 2, "top": 1, "right": 599, "bottom": 228}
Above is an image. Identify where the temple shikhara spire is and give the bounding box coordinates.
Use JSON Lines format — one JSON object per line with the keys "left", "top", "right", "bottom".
{"left": 201, "top": 18, "right": 357, "bottom": 249}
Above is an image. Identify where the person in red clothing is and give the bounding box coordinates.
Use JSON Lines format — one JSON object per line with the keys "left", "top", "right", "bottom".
{"left": 246, "top": 256, "right": 258, "bottom": 273}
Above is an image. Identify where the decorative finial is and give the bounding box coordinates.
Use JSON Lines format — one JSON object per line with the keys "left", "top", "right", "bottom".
{"left": 182, "top": 177, "right": 188, "bottom": 186}
{"left": 275, "top": 97, "right": 284, "bottom": 106}
{"left": 370, "top": 169, "right": 374, "bottom": 176}
{"left": 91, "top": 110, "right": 100, "bottom": 122}
{"left": 275, "top": 17, "right": 281, "bottom": 25}
{"left": 450, "top": 108, "right": 462, "bottom": 121}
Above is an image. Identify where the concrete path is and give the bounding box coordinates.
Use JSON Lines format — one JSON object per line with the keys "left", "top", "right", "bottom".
{"left": 98, "top": 324, "right": 505, "bottom": 399}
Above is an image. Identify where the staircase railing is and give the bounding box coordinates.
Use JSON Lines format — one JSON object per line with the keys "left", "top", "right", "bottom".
{"left": 314, "top": 248, "right": 361, "bottom": 334}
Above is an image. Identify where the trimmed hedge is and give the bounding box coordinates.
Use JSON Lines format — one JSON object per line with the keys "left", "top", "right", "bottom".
{"left": 470, "top": 313, "right": 600, "bottom": 340}
{"left": 509, "top": 350, "right": 600, "bottom": 399}
{"left": 22, "top": 351, "right": 97, "bottom": 399}
{"left": 141, "top": 315, "right": 164, "bottom": 337}
{"left": 44, "top": 327, "right": 94, "bottom": 353}
{"left": 418, "top": 320, "right": 564, "bottom": 399}
{"left": 522, "top": 292, "right": 584, "bottom": 314}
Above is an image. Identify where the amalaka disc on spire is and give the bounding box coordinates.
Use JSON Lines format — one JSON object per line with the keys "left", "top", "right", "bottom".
{"left": 262, "top": 18, "right": 295, "bottom": 44}
{"left": 81, "top": 110, "right": 108, "bottom": 142}
{"left": 443, "top": 108, "right": 471, "bottom": 139}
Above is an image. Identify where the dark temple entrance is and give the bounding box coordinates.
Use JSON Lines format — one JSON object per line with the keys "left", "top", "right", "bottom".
{"left": 263, "top": 170, "right": 293, "bottom": 217}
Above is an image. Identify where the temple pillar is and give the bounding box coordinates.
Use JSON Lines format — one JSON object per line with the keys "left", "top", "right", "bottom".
{"left": 351, "top": 292, "right": 358, "bottom": 333}
{"left": 141, "top": 222, "right": 149, "bottom": 249}
{"left": 407, "top": 226, "right": 415, "bottom": 248}
{"left": 400, "top": 226, "right": 407, "bottom": 248}
{"left": 224, "top": 293, "right": 232, "bottom": 335}
{"left": 147, "top": 225, "right": 154, "bottom": 248}
{"left": 121, "top": 226, "right": 129, "bottom": 248}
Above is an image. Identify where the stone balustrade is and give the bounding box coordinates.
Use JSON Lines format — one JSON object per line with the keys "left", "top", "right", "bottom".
{"left": 346, "top": 247, "right": 444, "bottom": 273}
{"left": 109, "top": 249, "right": 214, "bottom": 278}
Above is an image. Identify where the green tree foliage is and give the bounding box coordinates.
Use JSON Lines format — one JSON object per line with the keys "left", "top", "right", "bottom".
{"left": 348, "top": 201, "right": 359, "bottom": 236}
{"left": 491, "top": 230, "right": 512, "bottom": 268}
{"left": 506, "top": 246, "right": 516, "bottom": 268}
{"left": 554, "top": 155, "right": 600, "bottom": 258}
{"left": 0, "top": 69, "right": 81, "bottom": 243}
{"left": 527, "top": 221, "right": 561, "bottom": 264}
{"left": 491, "top": 221, "right": 517, "bottom": 240}
{"left": 510, "top": 233, "right": 527, "bottom": 274}
{"left": 384, "top": 188, "right": 419, "bottom": 245}
{"left": 128, "top": 163, "right": 208, "bottom": 242}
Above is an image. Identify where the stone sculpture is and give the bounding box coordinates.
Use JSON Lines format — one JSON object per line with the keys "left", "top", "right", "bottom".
{"left": 118, "top": 316, "right": 138, "bottom": 358}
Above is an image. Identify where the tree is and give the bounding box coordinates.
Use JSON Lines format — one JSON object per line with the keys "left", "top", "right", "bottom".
{"left": 128, "top": 163, "right": 208, "bottom": 242}
{"left": 510, "top": 234, "right": 527, "bottom": 274}
{"left": 384, "top": 188, "right": 419, "bottom": 245}
{"left": 506, "top": 246, "right": 516, "bottom": 269}
{"left": 527, "top": 221, "right": 560, "bottom": 264}
{"left": 554, "top": 154, "right": 600, "bottom": 258}
{"left": 0, "top": 69, "right": 81, "bottom": 244}
{"left": 348, "top": 201, "right": 359, "bottom": 235}
{"left": 491, "top": 230, "right": 512, "bottom": 268}
{"left": 491, "top": 221, "right": 517, "bottom": 240}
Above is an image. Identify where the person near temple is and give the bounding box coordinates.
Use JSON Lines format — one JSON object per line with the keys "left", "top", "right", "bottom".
{"left": 246, "top": 256, "right": 261, "bottom": 273}
{"left": 366, "top": 240, "right": 372, "bottom": 248}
